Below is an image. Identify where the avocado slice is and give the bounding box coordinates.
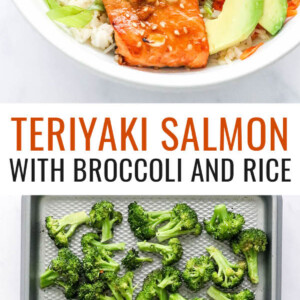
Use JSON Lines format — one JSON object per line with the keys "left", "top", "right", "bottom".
{"left": 259, "top": 0, "right": 288, "bottom": 36}
{"left": 206, "top": 0, "right": 264, "bottom": 55}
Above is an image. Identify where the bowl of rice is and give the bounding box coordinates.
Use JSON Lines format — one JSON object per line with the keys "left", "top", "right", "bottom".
{"left": 13, "top": 0, "right": 300, "bottom": 88}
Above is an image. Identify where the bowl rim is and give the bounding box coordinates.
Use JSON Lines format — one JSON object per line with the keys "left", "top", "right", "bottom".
{"left": 13, "top": 0, "right": 300, "bottom": 89}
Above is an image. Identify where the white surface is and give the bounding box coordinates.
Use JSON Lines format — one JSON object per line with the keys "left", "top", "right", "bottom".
{"left": 0, "top": 195, "right": 299, "bottom": 299}
{"left": 11, "top": 0, "right": 300, "bottom": 89}
{"left": 0, "top": 0, "right": 300, "bottom": 101}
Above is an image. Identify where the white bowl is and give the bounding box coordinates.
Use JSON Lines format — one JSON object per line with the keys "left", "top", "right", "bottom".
{"left": 13, "top": 0, "right": 300, "bottom": 89}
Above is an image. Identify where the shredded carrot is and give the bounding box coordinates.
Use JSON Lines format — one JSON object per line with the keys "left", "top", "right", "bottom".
{"left": 287, "top": 8, "right": 298, "bottom": 17}
{"left": 288, "top": 0, "right": 300, "bottom": 9}
{"left": 240, "top": 43, "right": 264, "bottom": 60}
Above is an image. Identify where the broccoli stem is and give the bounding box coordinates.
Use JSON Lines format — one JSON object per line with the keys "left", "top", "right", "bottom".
{"left": 99, "top": 296, "right": 115, "bottom": 300}
{"left": 156, "top": 225, "right": 198, "bottom": 242}
{"left": 148, "top": 211, "right": 172, "bottom": 218}
{"left": 137, "top": 241, "right": 170, "bottom": 254}
{"left": 40, "top": 269, "right": 59, "bottom": 288}
{"left": 207, "top": 286, "right": 230, "bottom": 300}
{"left": 101, "top": 217, "right": 114, "bottom": 242}
{"left": 156, "top": 287, "right": 169, "bottom": 300}
{"left": 92, "top": 240, "right": 126, "bottom": 252}
{"left": 157, "top": 275, "right": 177, "bottom": 289}
{"left": 107, "top": 283, "right": 124, "bottom": 300}
{"left": 244, "top": 248, "right": 259, "bottom": 284}
{"left": 212, "top": 204, "right": 228, "bottom": 224}
{"left": 169, "top": 294, "right": 186, "bottom": 300}
{"left": 55, "top": 211, "right": 90, "bottom": 234}
{"left": 96, "top": 254, "right": 120, "bottom": 272}
{"left": 148, "top": 212, "right": 173, "bottom": 229}
{"left": 136, "top": 257, "right": 153, "bottom": 263}
{"left": 207, "top": 246, "right": 232, "bottom": 279}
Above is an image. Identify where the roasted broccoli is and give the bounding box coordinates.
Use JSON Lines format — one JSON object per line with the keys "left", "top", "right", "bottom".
{"left": 137, "top": 238, "right": 183, "bottom": 266}
{"left": 82, "top": 247, "right": 120, "bottom": 282}
{"left": 157, "top": 266, "right": 182, "bottom": 293}
{"left": 204, "top": 204, "right": 245, "bottom": 241}
{"left": 128, "top": 202, "right": 172, "bottom": 240}
{"left": 182, "top": 256, "right": 215, "bottom": 291}
{"left": 40, "top": 248, "right": 82, "bottom": 299}
{"left": 103, "top": 271, "right": 135, "bottom": 300}
{"left": 169, "top": 294, "right": 205, "bottom": 300}
{"left": 46, "top": 211, "right": 90, "bottom": 248}
{"left": 121, "top": 248, "right": 153, "bottom": 270}
{"left": 137, "top": 268, "right": 181, "bottom": 300}
{"left": 207, "top": 246, "right": 246, "bottom": 289}
{"left": 156, "top": 204, "right": 202, "bottom": 242}
{"left": 81, "top": 232, "right": 125, "bottom": 254}
{"left": 207, "top": 286, "right": 255, "bottom": 300}
{"left": 78, "top": 281, "right": 109, "bottom": 300}
{"left": 89, "top": 201, "right": 123, "bottom": 243}
{"left": 231, "top": 228, "right": 268, "bottom": 284}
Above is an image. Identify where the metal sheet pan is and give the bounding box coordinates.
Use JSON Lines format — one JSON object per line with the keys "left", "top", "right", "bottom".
{"left": 21, "top": 196, "right": 282, "bottom": 300}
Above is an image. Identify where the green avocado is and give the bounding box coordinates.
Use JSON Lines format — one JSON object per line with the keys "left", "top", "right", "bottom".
{"left": 259, "top": 0, "right": 288, "bottom": 36}
{"left": 206, "top": 0, "right": 264, "bottom": 55}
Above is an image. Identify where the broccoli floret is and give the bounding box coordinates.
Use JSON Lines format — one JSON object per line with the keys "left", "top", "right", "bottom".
{"left": 122, "top": 248, "right": 153, "bottom": 270}
{"left": 138, "top": 269, "right": 176, "bottom": 300}
{"left": 169, "top": 294, "right": 206, "bottom": 300}
{"left": 137, "top": 238, "right": 183, "bottom": 266}
{"left": 207, "top": 286, "right": 255, "bottom": 300}
{"left": 78, "top": 281, "right": 108, "bottom": 300}
{"left": 40, "top": 248, "right": 82, "bottom": 299}
{"left": 204, "top": 204, "right": 245, "bottom": 241}
{"left": 156, "top": 266, "right": 182, "bottom": 293}
{"left": 82, "top": 247, "right": 120, "bottom": 282}
{"left": 182, "top": 256, "right": 215, "bottom": 291}
{"left": 206, "top": 246, "right": 246, "bottom": 289}
{"left": 128, "top": 202, "right": 172, "bottom": 240}
{"left": 156, "top": 204, "right": 202, "bottom": 242}
{"left": 103, "top": 272, "right": 135, "bottom": 300}
{"left": 81, "top": 232, "right": 125, "bottom": 254}
{"left": 89, "top": 201, "right": 123, "bottom": 243}
{"left": 231, "top": 228, "right": 268, "bottom": 284}
{"left": 46, "top": 211, "right": 90, "bottom": 248}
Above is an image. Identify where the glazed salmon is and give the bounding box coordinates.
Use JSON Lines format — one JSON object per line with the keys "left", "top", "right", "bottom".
{"left": 103, "top": 0, "right": 209, "bottom": 68}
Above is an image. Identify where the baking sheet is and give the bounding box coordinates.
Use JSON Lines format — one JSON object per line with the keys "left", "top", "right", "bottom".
{"left": 21, "top": 196, "right": 282, "bottom": 300}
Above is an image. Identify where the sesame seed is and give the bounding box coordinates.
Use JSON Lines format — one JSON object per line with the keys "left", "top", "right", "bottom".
{"left": 141, "top": 22, "right": 146, "bottom": 28}
{"left": 140, "top": 29, "right": 145, "bottom": 35}
{"left": 187, "top": 44, "right": 193, "bottom": 50}
{"left": 144, "top": 7, "right": 149, "bottom": 11}
{"left": 160, "top": 21, "right": 166, "bottom": 28}
{"left": 125, "top": 13, "right": 130, "bottom": 18}
{"left": 133, "top": 22, "right": 137, "bottom": 28}
{"left": 137, "top": 42, "right": 142, "bottom": 47}
{"left": 155, "top": 0, "right": 159, "bottom": 5}
{"left": 202, "top": 37, "right": 206, "bottom": 42}
{"left": 180, "top": 3, "right": 184, "bottom": 8}
{"left": 183, "top": 27, "right": 188, "bottom": 34}
{"left": 174, "top": 30, "right": 180, "bottom": 36}
{"left": 200, "top": 13, "right": 203, "bottom": 17}
{"left": 168, "top": 45, "right": 173, "bottom": 51}
{"left": 152, "top": 24, "right": 158, "bottom": 30}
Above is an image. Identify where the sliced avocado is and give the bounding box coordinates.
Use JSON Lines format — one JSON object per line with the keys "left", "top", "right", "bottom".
{"left": 259, "top": 0, "right": 288, "bottom": 36}
{"left": 206, "top": 0, "right": 264, "bottom": 55}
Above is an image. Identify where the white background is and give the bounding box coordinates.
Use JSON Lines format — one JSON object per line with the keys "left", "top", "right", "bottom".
{"left": 0, "top": 195, "right": 299, "bottom": 299}
{"left": 1, "top": 0, "right": 300, "bottom": 102}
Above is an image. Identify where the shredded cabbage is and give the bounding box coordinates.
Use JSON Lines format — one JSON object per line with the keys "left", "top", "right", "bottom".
{"left": 204, "top": 0, "right": 214, "bottom": 16}
{"left": 45, "top": 0, "right": 104, "bottom": 28}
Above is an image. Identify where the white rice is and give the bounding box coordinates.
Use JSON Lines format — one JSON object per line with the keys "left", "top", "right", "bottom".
{"left": 59, "top": 0, "right": 271, "bottom": 64}
{"left": 60, "top": 0, "right": 114, "bottom": 51}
